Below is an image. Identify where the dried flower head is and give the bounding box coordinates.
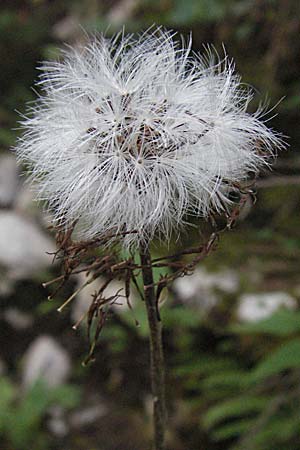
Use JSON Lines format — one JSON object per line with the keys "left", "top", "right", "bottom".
{"left": 16, "top": 28, "right": 283, "bottom": 248}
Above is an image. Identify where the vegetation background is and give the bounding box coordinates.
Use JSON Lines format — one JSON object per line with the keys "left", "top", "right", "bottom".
{"left": 0, "top": 1, "right": 300, "bottom": 449}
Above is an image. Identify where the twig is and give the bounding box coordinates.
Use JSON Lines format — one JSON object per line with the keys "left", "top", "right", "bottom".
{"left": 140, "top": 242, "right": 166, "bottom": 450}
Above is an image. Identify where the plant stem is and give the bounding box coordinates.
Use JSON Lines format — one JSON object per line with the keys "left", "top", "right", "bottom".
{"left": 139, "top": 241, "right": 166, "bottom": 450}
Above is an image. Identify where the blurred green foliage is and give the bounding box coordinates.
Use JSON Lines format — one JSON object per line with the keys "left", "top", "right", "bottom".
{"left": 171, "top": 306, "right": 300, "bottom": 449}
{"left": 0, "top": 378, "right": 80, "bottom": 450}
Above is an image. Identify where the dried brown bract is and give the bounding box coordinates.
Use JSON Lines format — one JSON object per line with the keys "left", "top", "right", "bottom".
{"left": 44, "top": 182, "right": 254, "bottom": 363}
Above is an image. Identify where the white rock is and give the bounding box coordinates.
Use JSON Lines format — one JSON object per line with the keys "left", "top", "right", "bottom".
{"left": 14, "top": 182, "right": 55, "bottom": 229}
{"left": 0, "top": 154, "right": 19, "bottom": 207}
{"left": 71, "top": 274, "right": 100, "bottom": 325}
{"left": 4, "top": 308, "right": 33, "bottom": 330}
{"left": 173, "top": 267, "right": 239, "bottom": 311}
{"left": 237, "top": 291, "right": 297, "bottom": 322}
{"left": 22, "top": 335, "right": 71, "bottom": 389}
{"left": 47, "top": 417, "right": 69, "bottom": 438}
{"left": 70, "top": 404, "right": 108, "bottom": 428}
{"left": 47, "top": 406, "right": 69, "bottom": 437}
{"left": 14, "top": 183, "right": 35, "bottom": 214}
{"left": 0, "top": 211, "right": 55, "bottom": 279}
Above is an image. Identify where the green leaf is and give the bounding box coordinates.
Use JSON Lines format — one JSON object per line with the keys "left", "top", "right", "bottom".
{"left": 0, "top": 378, "right": 15, "bottom": 409}
{"left": 102, "top": 325, "right": 129, "bottom": 353}
{"left": 251, "top": 414, "right": 300, "bottom": 446}
{"left": 203, "top": 396, "right": 269, "bottom": 429}
{"left": 0, "top": 378, "right": 16, "bottom": 433}
{"left": 251, "top": 338, "right": 300, "bottom": 381}
{"left": 7, "top": 381, "right": 52, "bottom": 447}
{"left": 174, "top": 356, "right": 238, "bottom": 377}
{"left": 170, "top": 0, "right": 228, "bottom": 24}
{"left": 161, "top": 306, "right": 203, "bottom": 329}
{"left": 231, "top": 309, "right": 300, "bottom": 336}
{"left": 121, "top": 301, "right": 149, "bottom": 337}
{"left": 211, "top": 418, "right": 254, "bottom": 441}
{"left": 4, "top": 381, "right": 80, "bottom": 449}
{"left": 122, "top": 300, "right": 201, "bottom": 339}
{"left": 201, "top": 370, "right": 249, "bottom": 391}
{"left": 49, "top": 384, "right": 81, "bottom": 409}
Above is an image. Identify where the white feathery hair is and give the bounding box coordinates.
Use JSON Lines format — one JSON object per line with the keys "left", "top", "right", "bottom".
{"left": 15, "top": 28, "right": 284, "bottom": 249}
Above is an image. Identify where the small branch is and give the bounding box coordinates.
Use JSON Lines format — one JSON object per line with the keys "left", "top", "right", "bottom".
{"left": 140, "top": 242, "right": 166, "bottom": 450}
{"left": 152, "top": 244, "right": 206, "bottom": 263}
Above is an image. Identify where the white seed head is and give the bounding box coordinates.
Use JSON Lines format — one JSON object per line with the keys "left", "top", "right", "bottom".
{"left": 15, "top": 28, "right": 284, "bottom": 248}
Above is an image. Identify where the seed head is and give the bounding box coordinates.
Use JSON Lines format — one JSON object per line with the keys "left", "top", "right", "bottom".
{"left": 16, "top": 28, "right": 283, "bottom": 248}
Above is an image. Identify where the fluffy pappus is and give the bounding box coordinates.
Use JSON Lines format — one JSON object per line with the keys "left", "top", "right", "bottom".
{"left": 15, "top": 28, "right": 284, "bottom": 249}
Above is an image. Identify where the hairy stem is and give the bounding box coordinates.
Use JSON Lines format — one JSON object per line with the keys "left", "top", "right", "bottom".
{"left": 139, "top": 242, "right": 166, "bottom": 450}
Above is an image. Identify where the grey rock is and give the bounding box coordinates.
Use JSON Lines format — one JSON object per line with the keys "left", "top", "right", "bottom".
{"left": 14, "top": 183, "right": 55, "bottom": 229}
{"left": 173, "top": 267, "right": 239, "bottom": 311}
{"left": 4, "top": 308, "right": 33, "bottom": 330}
{"left": 14, "top": 183, "right": 35, "bottom": 214}
{"left": 0, "top": 211, "right": 55, "bottom": 279}
{"left": 0, "top": 154, "right": 19, "bottom": 208}
{"left": 108, "top": 0, "right": 139, "bottom": 24}
{"left": 70, "top": 404, "right": 108, "bottom": 428}
{"left": 52, "top": 15, "right": 81, "bottom": 41}
{"left": 22, "top": 335, "right": 71, "bottom": 389}
{"left": 47, "top": 417, "right": 69, "bottom": 438}
{"left": 47, "top": 406, "right": 69, "bottom": 437}
{"left": 71, "top": 273, "right": 136, "bottom": 327}
{"left": 237, "top": 291, "right": 297, "bottom": 322}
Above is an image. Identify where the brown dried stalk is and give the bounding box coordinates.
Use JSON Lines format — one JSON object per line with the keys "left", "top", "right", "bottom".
{"left": 43, "top": 182, "right": 254, "bottom": 450}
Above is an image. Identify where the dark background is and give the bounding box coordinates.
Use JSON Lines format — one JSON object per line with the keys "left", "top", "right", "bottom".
{"left": 0, "top": 1, "right": 300, "bottom": 449}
